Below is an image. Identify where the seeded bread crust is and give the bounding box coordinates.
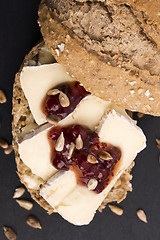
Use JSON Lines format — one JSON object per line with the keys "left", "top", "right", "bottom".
{"left": 12, "top": 41, "right": 55, "bottom": 214}
{"left": 38, "top": 0, "right": 160, "bottom": 116}
{"left": 12, "top": 41, "right": 134, "bottom": 215}
{"left": 77, "top": 0, "right": 160, "bottom": 49}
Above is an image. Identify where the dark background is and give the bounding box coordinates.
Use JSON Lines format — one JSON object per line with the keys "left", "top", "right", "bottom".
{"left": 0, "top": 1, "right": 160, "bottom": 239}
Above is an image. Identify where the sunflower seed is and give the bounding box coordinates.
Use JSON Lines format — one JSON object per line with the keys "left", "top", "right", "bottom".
{"left": 0, "top": 90, "right": 6, "bottom": 103}
{"left": 87, "top": 154, "right": 98, "bottom": 164}
{"left": 75, "top": 134, "right": 83, "bottom": 150}
{"left": 98, "top": 151, "right": 112, "bottom": 161}
{"left": 137, "top": 112, "right": 145, "bottom": 118}
{"left": 16, "top": 199, "right": 33, "bottom": 210}
{"left": 46, "top": 114, "right": 60, "bottom": 125}
{"left": 3, "top": 227, "right": 17, "bottom": 240}
{"left": 137, "top": 88, "right": 143, "bottom": 94}
{"left": 156, "top": 139, "right": 160, "bottom": 150}
{"left": 47, "top": 89, "right": 60, "bottom": 96}
{"left": 4, "top": 145, "right": 13, "bottom": 155}
{"left": 136, "top": 209, "right": 147, "bottom": 223}
{"left": 26, "top": 216, "right": 42, "bottom": 229}
{"left": 68, "top": 142, "right": 75, "bottom": 159}
{"left": 0, "top": 138, "right": 8, "bottom": 149}
{"left": 55, "top": 132, "right": 65, "bottom": 151}
{"left": 108, "top": 205, "right": 123, "bottom": 216}
{"left": 59, "top": 92, "right": 70, "bottom": 107}
{"left": 87, "top": 179, "right": 98, "bottom": 190}
{"left": 13, "top": 187, "right": 25, "bottom": 199}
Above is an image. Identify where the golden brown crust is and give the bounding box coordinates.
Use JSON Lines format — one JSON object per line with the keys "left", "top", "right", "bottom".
{"left": 38, "top": 0, "right": 160, "bottom": 116}
{"left": 12, "top": 40, "right": 134, "bottom": 215}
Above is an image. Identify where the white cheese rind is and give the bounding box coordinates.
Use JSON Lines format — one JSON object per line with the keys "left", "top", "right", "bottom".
{"left": 40, "top": 171, "right": 77, "bottom": 207}
{"left": 20, "top": 63, "right": 73, "bottom": 125}
{"left": 18, "top": 128, "right": 58, "bottom": 181}
{"left": 40, "top": 110, "right": 146, "bottom": 225}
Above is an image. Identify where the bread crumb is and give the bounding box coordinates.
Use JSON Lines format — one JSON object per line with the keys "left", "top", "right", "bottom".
{"left": 58, "top": 43, "right": 64, "bottom": 52}
{"left": 149, "top": 97, "right": 154, "bottom": 101}
{"left": 145, "top": 90, "right": 150, "bottom": 97}
{"left": 129, "top": 81, "right": 136, "bottom": 86}
{"left": 130, "top": 90, "right": 135, "bottom": 94}
{"left": 55, "top": 49, "right": 59, "bottom": 56}
{"left": 145, "top": 105, "right": 151, "bottom": 111}
{"left": 137, "top": 88, "right": 143, "bottom": 94}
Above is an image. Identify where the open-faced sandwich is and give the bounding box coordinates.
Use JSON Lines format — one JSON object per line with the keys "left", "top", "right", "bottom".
{"left": 12, "top": 0, "right": 160, "bottom": 225}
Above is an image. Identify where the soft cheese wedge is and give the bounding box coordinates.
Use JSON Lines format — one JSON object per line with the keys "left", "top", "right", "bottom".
{"left": 20, "top": 63, "right": 129, "bottom": 126}
{"left": 20, "top": 63, "right": 73, "bottom": 125}
{"left": 40, "top": 110, "right": 146, "bottom": 225}
{"left": 18, "top": 127, "right": 58, "bottom": 181}
{"left": 59, "top": 95, "right": 110, "bottom": 130}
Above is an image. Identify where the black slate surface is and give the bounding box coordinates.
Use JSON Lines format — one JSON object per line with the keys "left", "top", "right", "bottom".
{"left": 0, "top": 1, "right": 160, "bottom": 240}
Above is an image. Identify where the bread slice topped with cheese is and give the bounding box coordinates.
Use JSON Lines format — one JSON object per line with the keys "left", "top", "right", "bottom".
{"left": 38, "top": 0, "right": 160, "bottom": 116}
{"left": 12, "top": 41, "right": 146, "bottom": 225}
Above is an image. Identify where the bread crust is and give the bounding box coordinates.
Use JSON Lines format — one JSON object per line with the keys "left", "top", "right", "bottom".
{"left": 38, "top": 0, "right": 160, "bottom": 116}
{"left": 12, "top": 40, "right": 134, "bottom": 215}
{"left": 12, "top": 41, "right": 55, "bottom": 214}
{"left": 77, "top": 0, "right": 160, "bottom": 48}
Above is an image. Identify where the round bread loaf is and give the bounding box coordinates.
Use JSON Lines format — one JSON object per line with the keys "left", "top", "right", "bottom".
{"left": 12, "top": 41, "right": 134, "bottom": 214}
{"left": 38, "top": 0, "right": 160, "bottom": 116}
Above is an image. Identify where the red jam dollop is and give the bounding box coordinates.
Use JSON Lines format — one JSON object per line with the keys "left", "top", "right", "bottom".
{"left": 49, "top": 125, "right": 121, "bottom": 194}
{"left": 43, "top": 81, "right": 89, "bottom": 120}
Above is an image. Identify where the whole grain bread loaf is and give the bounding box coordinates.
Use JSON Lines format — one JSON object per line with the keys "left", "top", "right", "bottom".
{"left": 12, "top": 41, "right": 134, "bottom": 214}
{"left": 38, "top": 0, "right": 160, "bottom": 116}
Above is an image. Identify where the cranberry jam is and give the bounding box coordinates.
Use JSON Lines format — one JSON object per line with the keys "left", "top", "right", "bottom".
{"left": 48, "top": 125, "right": 121, "bottom": 194}
{"left": 43, "top": 81, "right": 89, "bottom": 120}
